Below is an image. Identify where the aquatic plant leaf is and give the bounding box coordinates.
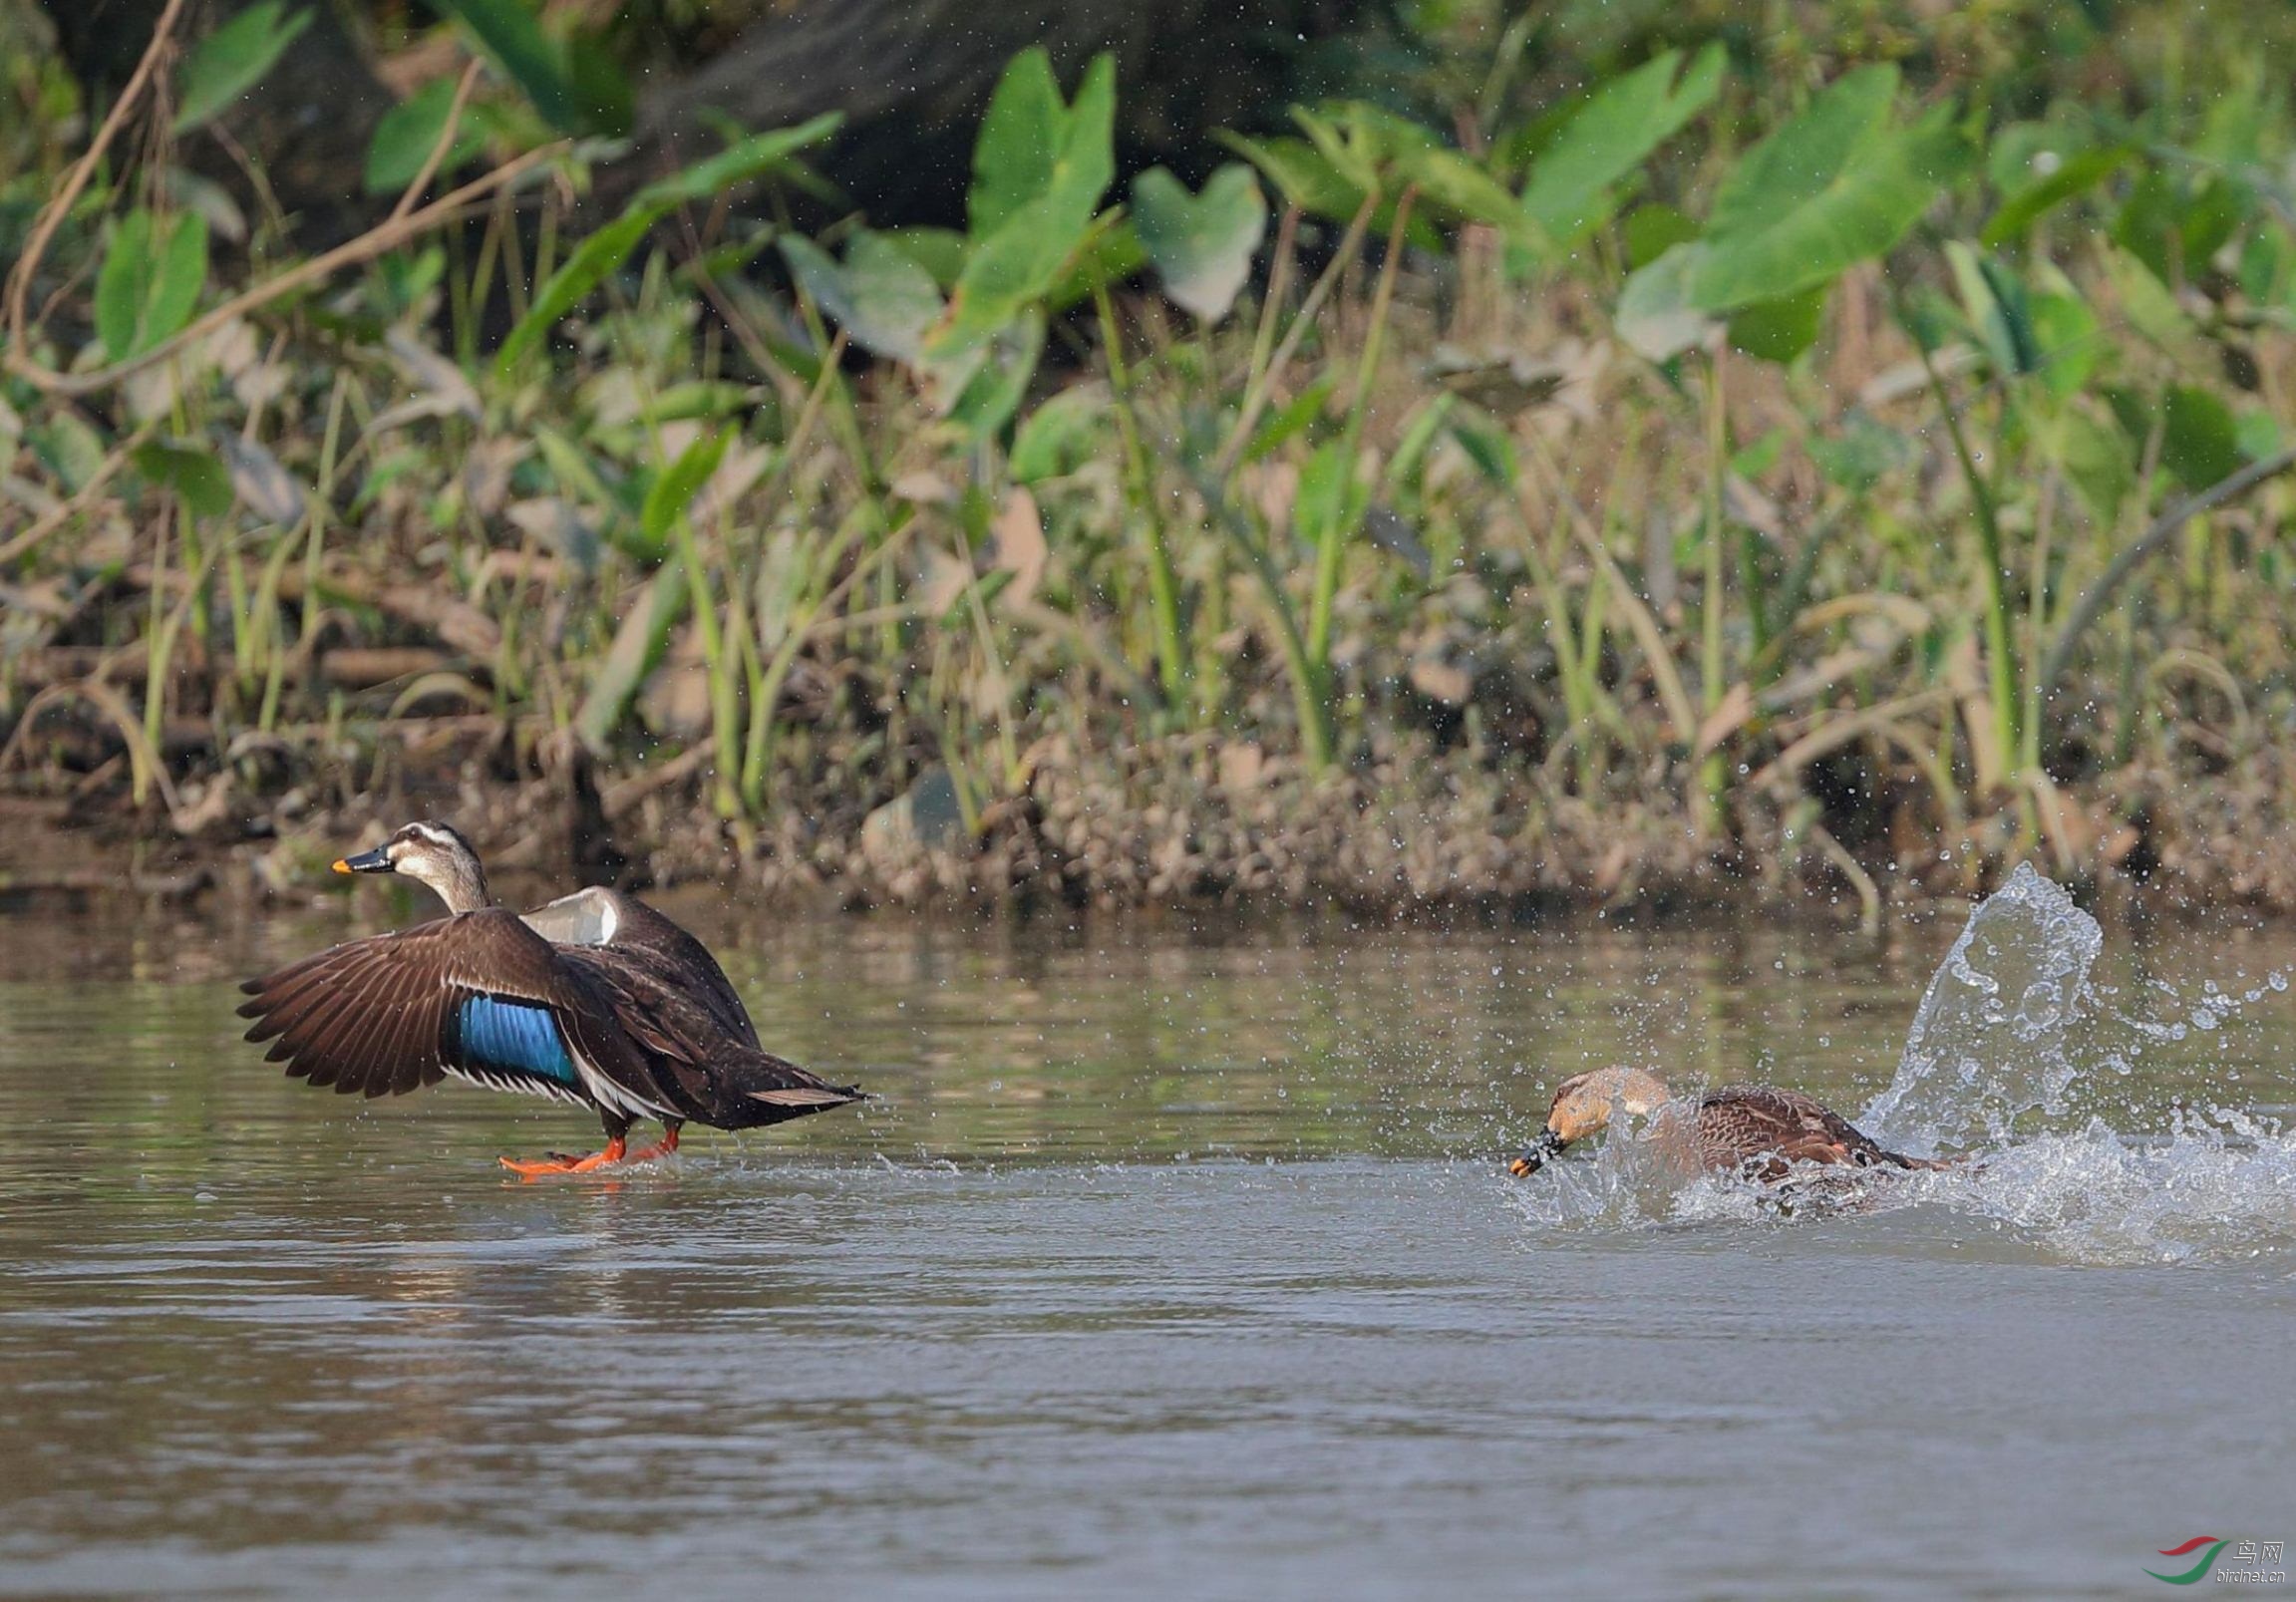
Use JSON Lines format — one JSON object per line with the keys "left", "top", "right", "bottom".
{"left": 1621, "top": 202, "right": 1698, "bottom": 268}
{"left": 970, "top": 49, "right": 1066, "bottom": 238}
{"left": 1219, "top": 113, "right": 1447, "bottom": 253}
{"left": 2021, "top": 265, "right": 2103, "bottom": 399}
{"left": 1009, "top": 384, "right": 1110, "bottom": 484}
{"left": 1946, "top": 241, "right": 2041, "bottom": 377}
{"left": 1445, "top": 408, "right": 1517, "bottom": 486}
{"left": 1047, "top": 216, "right": 1145, "bottom": 313}
{"left": 430, "top": 0, "right": 583, "bottom": 136}
{"left": 934, "top": 205, "right": 1082, "bottom": 351}
{"left": 1216, "top": 132, "right": 1360, "bottom": 220}
{"left": 96, "top": 209, "right": 207, "bottom": 361}
{"left": 1520, "top": 45, "right": 1723, "bottom": 257}
{"left": 172, "top": 1, "right": 310, "bottom": 133}
{"left": 2113, "top": 170, "right": 2242, "bottom": 285}
{"left": 2097, "top": 245, "right": 2208, "bottom": 378}
{"left": 945, "top": 311, "right": 1046, "bottom": 439}
{"left": 1692, "top": 71, "right": 1968, "bottom": 312}
{"left": 781, "top": 231, "right": 943, "bottom": 363}
{"left": 1978, "top": 146, "right": 2131, "bottom": 248}
{"left": 1615, "top": 241, "right": 1718, "bottom": 362}
{"left": 641, "top": 429, "right": 731, "bottom": 552}
{"left": 1401, "top": 147, "right": 1533, "bottom": 244}
{"left": 1726, "top": 283, "right": 1827, "bottom": 364}
{"left": 2053, "top": 405, "right": 2130, "bottom": 524}
{"left": 364, "top": 77, "right": 486, "bottom": 194}
{"left": 935, "top": 56, "right": 1114, "bottom": 352}
{"left": 134, "top": 441, "right": 233, "bottom": 518}
{"left": 884, "top": 227, "right": 967, "bottom": 289}
{"left": 1132, "top": 164, "right": 1267, "bottom": 323}
{"left": 2158, "top": 384, "right": 2241, "bottom": 490}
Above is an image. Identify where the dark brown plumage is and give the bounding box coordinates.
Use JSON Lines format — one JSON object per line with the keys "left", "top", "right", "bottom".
{"left": 238, "top": 822, "right": 863, "bottom": 1172}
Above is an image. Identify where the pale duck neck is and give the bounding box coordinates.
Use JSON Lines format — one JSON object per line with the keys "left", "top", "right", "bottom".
{"left": 412, "top": 853, "right": 492, "bottom": 916}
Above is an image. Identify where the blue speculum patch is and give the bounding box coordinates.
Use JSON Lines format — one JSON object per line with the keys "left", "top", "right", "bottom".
{"left": 457, "top": 995, "right": 579, "bottom": 1087}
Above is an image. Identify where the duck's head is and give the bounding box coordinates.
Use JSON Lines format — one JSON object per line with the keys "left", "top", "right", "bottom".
{"left": 1508, "top": 1066, "right": 1671, "bottom": 1176}
{"left": 335, "top": 820, "right": 490, "bottom": 914}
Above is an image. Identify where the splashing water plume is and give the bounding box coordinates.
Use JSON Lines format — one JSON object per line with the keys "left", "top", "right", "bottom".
{"left": 1862, "top": 862, "right": 2103, "bottom": 1153}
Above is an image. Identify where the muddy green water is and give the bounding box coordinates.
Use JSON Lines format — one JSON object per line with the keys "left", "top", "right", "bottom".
{"left": 2, "top": 892, "right": 2293, "bottom": 1599}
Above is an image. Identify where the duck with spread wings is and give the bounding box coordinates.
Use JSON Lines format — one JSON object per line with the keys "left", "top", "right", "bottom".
{"left": 238, "top": 821, "right": 863, "bottom": 1174}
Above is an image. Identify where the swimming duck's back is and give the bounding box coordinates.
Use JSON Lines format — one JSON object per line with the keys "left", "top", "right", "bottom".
{"left": 1692, "top": 1085, "right": 1940, "bottom": 1178}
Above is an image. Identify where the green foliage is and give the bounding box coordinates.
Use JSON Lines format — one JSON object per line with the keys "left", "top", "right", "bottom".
{"left": 12, "top": 5, "right": 2296, "bottom": 885}
{"left": 934, "top": 51, "right": 1116, "bottom": 354}
{"left": 781, "top": 232, "right": 942, "bottom": 362}
{"left": 639, "top": 428, "right": 730, "bottom": 554}
{"left": 430, "top": 0, "right": 592, "bottom": 137}
{"left": 133, "top": 441, "right": 232, "bottom": 517}
{"left": 95, "top": 209, "right": 206, "bottom": 360}
{"left": 172, "top": 1, "right": 309, "bottom": 134}
{"left": 2158, "top": 385, "right": 2243, "bottom": 490}
{"left": 1689, "top": 69, "right": 1969, "bottom": 311}
{"left": 1009, "top": 385, "right": 1109, "bottom": 484}
{"left": 1980, "top": 147, "right": 2131, "bottom": 247}
{"left": 1131, "top": 164, "right": 1267, "bottom": 324}
{"left": 364, "top": 79, "right": 485, "bottom": 195}
{"left": 1518, "top": 45, "right": 1723, "bottom": 258}
{"left": 495, "top": 114, "right": 839, "bottom": 375}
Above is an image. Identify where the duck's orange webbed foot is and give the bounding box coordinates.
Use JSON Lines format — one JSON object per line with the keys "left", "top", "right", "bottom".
{"left": 500, "top": 1135, "right": 627, "bottom": 1177}
{"left": 622, "top": 1126, "right": 681, "bottom": 1164}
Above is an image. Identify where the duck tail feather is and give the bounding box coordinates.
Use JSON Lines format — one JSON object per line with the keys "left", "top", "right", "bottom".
{"left": 704, "top": 1047, "right": 865, "bottom": 1124}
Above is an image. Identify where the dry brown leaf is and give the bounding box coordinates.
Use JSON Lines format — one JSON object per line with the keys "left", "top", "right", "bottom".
{"left": 990, "top": 486, "right": 1048, "bottom": 607}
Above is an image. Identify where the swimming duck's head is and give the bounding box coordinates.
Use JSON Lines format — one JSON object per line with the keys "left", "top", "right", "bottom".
{"left": 1508, "top": 1066, "right": 1671, "bottom": 1176}
{"left": 333, "top": 820, "right": 490, "bottom": 913}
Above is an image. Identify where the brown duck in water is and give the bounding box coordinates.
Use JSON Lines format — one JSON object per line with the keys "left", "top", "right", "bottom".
{"left": 1508, "top": 1067, "right": 1949, "bottom": 1182}
{"left": 239, "top": 821, "right": 863, "bottom": 1175}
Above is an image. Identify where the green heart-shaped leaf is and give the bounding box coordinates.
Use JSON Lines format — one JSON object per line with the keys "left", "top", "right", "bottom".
{"left": 1132, "top": 164, "right": 1267, "bottom": 324}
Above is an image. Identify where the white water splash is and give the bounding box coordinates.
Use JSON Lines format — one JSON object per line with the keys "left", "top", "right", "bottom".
{"left": 1506, "top": 864, "right": 2296, "bottom": 1267}
{"left": 1861, "top": 862, "right": 2105, "bottom": 1153}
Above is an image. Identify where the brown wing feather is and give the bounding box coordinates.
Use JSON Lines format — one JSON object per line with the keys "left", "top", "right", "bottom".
{"left": 238, "top": 911, "right": 652, "bottom": 1109}
{"left": 1695, "top": 1085, "right": 1897, "bottom": 1175}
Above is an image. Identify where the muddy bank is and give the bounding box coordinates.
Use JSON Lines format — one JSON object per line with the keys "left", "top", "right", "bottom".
{"left": 5, "top": 722, "right": 2292, "bottom": 925}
